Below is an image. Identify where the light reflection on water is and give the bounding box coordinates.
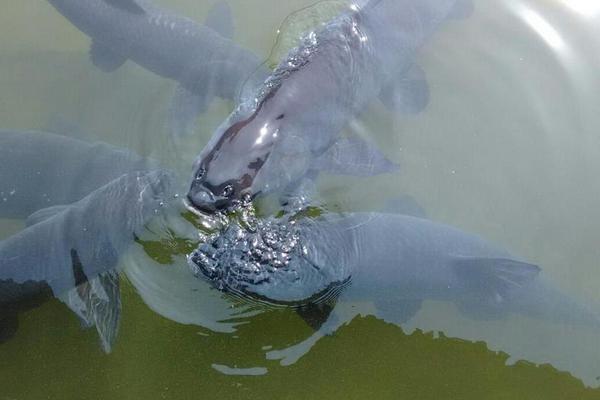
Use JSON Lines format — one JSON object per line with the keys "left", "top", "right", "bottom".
{"left": 1, "top": 0, "right": 600, "bottom": 398}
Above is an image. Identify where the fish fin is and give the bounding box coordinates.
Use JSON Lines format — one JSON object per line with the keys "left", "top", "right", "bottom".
{"left": 205, "top": 1, "right": 234, "bottom": 39}
{"left": 168, "top": 85, "right": 211, "bottom": 138}
{"left": 103, "top": 0, "right": 146, "bottom": 14}
{"left": 0, "top": 311, "right": 18, "bottom": 344}
{"left": 314, "top": 134, "right": 400, "bottom": 177}
{"left": 452, "top": 256, "right": 540, "bottom": 307}
{"left": 448, "top": 0, "right": 474, "bottom": 19}
{"left": 90, "top": 40, "right": 128, "bottom": 72}
{"left": 379, "top": 64, "right": 430, "bottom": 114}
{"left": 295, "top": 300, "right": 336, "bottom": 331}
{"left": 382, "top": 195, "right": 427, "bottom": 218}
{"left": 25, "top": 205, "right": 69, "bottom": 227}
{"left": 62, "top": 250, "right": 121, "bottom": 352}
{"left": 374, "top": 298, "right": 422, "bottom": 324}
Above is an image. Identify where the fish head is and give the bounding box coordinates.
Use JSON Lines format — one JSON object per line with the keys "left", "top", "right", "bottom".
{"left": 187, "top": 215, "right": 350, "bottom": 305}
{"left": 187, "top": 91, "right": 295, "bottom": 214}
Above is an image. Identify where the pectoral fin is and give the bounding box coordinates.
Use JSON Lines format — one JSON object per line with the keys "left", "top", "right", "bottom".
{"left": 90, "top": 41, "right": 128, "bottom": 72}
{"left": 61, "top": 250, "right": 122, "bottom": 352}
{"left": 379, "top": 64, "right": 430, "bottom": 114}
{"left": 26, "top": 205, "right": 69, "bottom": 227}
{"left": 168, "top": 85, "right": 212, "bottom": 139}
{"left": 205, "top": 1, "right": 234, "bottom": 39}
{"left": 103, "top": 0, "right": 146, "bottom": 14}
{"left": 314, "top": 134, "right": 400, "bottom": 177}
{"left": 452, "top": 256, "right": 540, "bottom": 314}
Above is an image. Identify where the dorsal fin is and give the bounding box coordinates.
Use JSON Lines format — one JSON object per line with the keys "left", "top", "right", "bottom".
{"left": 103, "top": 0, "right": 146, "bottom": 15}
{"left": 26, "top": 205, "right": 69, "bottom": 227}
{"left": 205, "top": 1, "right": 234, "bottom": 39}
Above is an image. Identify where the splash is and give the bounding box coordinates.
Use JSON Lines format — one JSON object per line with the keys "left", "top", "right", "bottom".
{"left": 187, "top": 203, "right": 306, "bottom": 295}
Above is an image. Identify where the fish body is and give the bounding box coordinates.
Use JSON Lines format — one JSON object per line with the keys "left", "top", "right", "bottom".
{"left": 192, "top": 210, "right": 599, "bottom": 332}
{"left": 0, "top": 130, "right": 171, "bottom": 351}
{"left": 187, "top": 0, "right": 468, "bottom": 212}
{"left": 0, "top": 169, "right": 173, "bottom": 302}
{"left": 0, "top": 169, "right": 173, "bottom": 351}
{"left": 0, "top": 130, "right": 150, "bottom": 219}
{"left": 47, "top": 0, "right": 265, "bottom": 134}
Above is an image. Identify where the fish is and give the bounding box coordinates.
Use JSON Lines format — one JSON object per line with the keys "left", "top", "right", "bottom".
{"left": 190, "top": 209, "right": 600, "bottom": 366}
{"left": 187, "top": 0, "right": 471, "bottom": 213}
{"left": 0, "top": 129, "right": 151, "bottom": 219}
{"left": 46, "top": 0, "right": 267, "bottom": 136}
{"left": 0, "top": 169, "right": 174, "bottom": 352}
{"left": 0, "top": 130, "right": 173, "bottom": 351}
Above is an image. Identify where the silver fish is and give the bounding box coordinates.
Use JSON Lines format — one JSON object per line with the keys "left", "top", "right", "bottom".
{"left": 187, "top": 0, "right": 470, "bottom": 212}
{"left": 46, "top": 0, "right": 266, "bottom": 136}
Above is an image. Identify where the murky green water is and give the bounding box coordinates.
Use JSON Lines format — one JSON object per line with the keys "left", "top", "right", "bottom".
{"left": 1, "top": 0, "right": 600, "bottom": 398}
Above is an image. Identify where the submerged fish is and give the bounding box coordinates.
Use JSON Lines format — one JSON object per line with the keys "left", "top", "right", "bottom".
{"left": 0, "top": 130, "right": 172, "bottom": 351}
{"left": 190, "top": 209, "right": 600, "bottom": 364}
{"left": 0, "top": 130, "right": 150, "bottom": 219}
{"left": 46, "top": 0, "right": 266, "bottom": 136}
{"left": 187, "top": 0, "right": 470, "bottom": 212}
{"left": 0, "top": 169, "right": 173, "bottom": 352}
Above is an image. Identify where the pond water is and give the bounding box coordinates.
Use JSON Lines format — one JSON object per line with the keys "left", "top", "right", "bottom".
{"left": 1, "top": 0, "right": 600, "bottom": 399}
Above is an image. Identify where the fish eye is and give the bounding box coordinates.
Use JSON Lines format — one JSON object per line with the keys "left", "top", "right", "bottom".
{"left": 221, "top": 185, "right": 234, "bottom": 198}
{"left": 195, "top": 168, "right": 206, "bottom": 181}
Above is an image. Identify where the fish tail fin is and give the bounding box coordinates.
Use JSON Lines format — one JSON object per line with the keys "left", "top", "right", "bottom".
{"left": 510, "top": 279, "right": 600, "bottom": 330}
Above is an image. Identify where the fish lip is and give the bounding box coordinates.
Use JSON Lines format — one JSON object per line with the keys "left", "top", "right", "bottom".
{"left": 185, "top": 190, "right": 218, "bottom": 213}
{"left": 183, "top": 196, "right": 217, "bottom": 218}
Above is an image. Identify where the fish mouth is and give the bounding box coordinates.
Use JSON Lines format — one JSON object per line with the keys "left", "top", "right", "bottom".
{"left": 187, "top": 245, "right": 350, "bottom": 307}
{"left": 186, "top": 186, "right": 252, "bottom": 215}
{"left": 186, "top": 186, "right": 218, "bottom": 213}
{"left": 186, "top": 211, "right": 351, "bottom": 306}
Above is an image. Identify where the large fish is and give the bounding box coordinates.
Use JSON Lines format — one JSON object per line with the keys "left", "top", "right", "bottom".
{"left": 0, "top": 130, "right": 150, "bottom": 219}
{"left": 0, "top": 130, "right": 173, "bottom": 351}
{"left": 46, "top": 0, "right": 266, "bottom": 136}
{"left": 190, "top": 209, "right": 600, "bottom": 365}
{"left": 0, "top": 169, "right": 174, "bottom": 352}
{"left": 187, "top": 0, "right": 471, "bottom": 213}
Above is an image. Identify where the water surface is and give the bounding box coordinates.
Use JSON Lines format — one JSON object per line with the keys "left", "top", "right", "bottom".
{"left": 1, "top": 0, "right": 600, "bottom": 398}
